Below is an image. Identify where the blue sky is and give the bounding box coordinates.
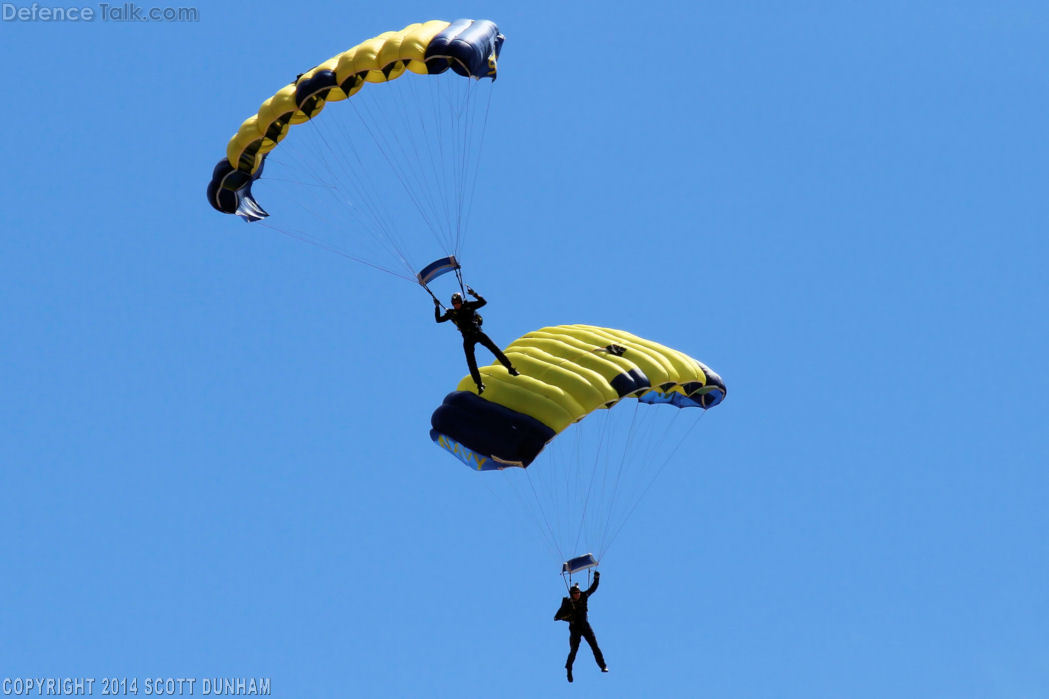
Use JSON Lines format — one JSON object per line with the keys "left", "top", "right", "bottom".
{"left": 2, "top": 2, "right": 1047, "bottom": 697}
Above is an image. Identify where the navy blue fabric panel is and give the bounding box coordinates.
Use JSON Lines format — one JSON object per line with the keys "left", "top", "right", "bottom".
{"left": 339, "top": 72, "right": 366, "bottom": 94}
{"left": 206, "top": 178, "right": 237, "bottom": 214}
{"left": 609, "top": 368, "right": 650, "bottom": 398}
{"left": 695, "top": 371, "right": 726, "bottom": 408}
{"left": 427, "top": 19, "right": 502, "bottom": 78}
{"left": 609, "top": 372, "right": 637, "bottom": 398}
{"left": 295, "top": 69, "right": 338, "bottom": 109}
{"left": 681, "top": 381, "right": 703, "bottom": 396}
{"left": 628, "top": 368, "right": 651, "bottom": 392}
{"left": 208, "top": 159, "right": 265, "bottom": 217}
{"left": 431, "top": 391, "right": 555, "bottom": 466}
{"left": 207, "top": 160, "right": 239, "bottom": 213}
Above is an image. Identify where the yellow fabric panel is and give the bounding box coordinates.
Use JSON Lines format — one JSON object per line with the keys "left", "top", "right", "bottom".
{"left": 511, "top": 335, "right": 633, "bottom": 392}
{"left": 226, "top": 115, "right": 263, "bottom": 172}
{"left": 224, "top": 20, "right": 457, "bottom": 175}
{"left": 461, "top": 325, "right": 715, "bottom": 434}
{"left": 588, "top": 326, "right": 710, "bottom": 403}
{"left": 508, "top": 344, "right": 619, "bottom": 405}
{"left": 505, "top": 347, "right": 617, "bottom": 411}
{"left": 513, "top": 336, "right": 634, "bottom": 404}
{"left": 256, "top": 86, "right": 298, "bottom": 142}
{"left": 333, "top": 44, "right": 363, "bottom": 84}
{"left": 404, "top": 20, "right": 452, "bottom": 73}
{"left": 300, "top": 56, "right": 347, "bottom": 102}
{"left": 355, "top": 33, "right": 396, "bottom": 82}
{"left": 456, "top": 370, "right": 580, "bottom": 433}
{"left": 375, "top": 31, "right": 408, "bottom": 76}
{"left": 520, "top": 329, "right": 639, "bottom": 379}
{"left": 561, "top": 325, "right": 678, "bottom": 388}
{"left": 227, "top": 86, "right": 303, "bottom": 173}
{"left": 598, "top": 327, "right": 707, "bottom": 383}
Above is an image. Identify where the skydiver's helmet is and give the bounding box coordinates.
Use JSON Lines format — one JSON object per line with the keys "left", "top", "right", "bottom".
{"left": 570, "top": 584, "right": 581, "bottom": 596}
{"left": 451, "top": 292, "right": 463, "bottom": 307}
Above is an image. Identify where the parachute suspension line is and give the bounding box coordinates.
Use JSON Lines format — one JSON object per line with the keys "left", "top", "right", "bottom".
{"left": 362, "top": 87, "right": 451, "bottom": 256}
{"left": 423, "top": 73, "right": 474, "bottom": 257}
{"left": 559, "top": 410, "right": 585, "bottom": 558}
{"left": 427, "top": 75, "right": 456, "bottom": 252}
{"left": 596, "top": 403, "right": 664, "bottom": 559}
{"left": 357, "top": 80, "right": 443, "bottom": 245}
{"left": 394, "top": 76, "right": 452, "bottom": 250}
{"left": 394, "top": 75, "right": 467, "bottom": 255}
{"left": 296, "top": 111, "right": 418, "bottom": 276}
{"left": 595, "top": 400, "right": 643, "bottom": 558}
{"left": 501, "top": 345, "right": 615, "bottom": 558}
{"left": 256, "top": 220, "right": 416, "bottom": 281}
{"left": 261, "top": 128, "right": 378, "bottom": 246}
{"left": 474, "top": 466, "right": 562, "bottom": 564}
{"left": 454, "top": 80, "right": 476, "bottom": 255}
{"left": 600, "top": 411, "right": 709, "bottom": 559}
{"left": 424, "top": 76, "right": 461, "bottom": 253}
{"left": 459, "top": 84, "right": 495, "bottom": 259}
{"left": 323, "top": 122, "right": 416, "bottom": 275}
{"left": 573, "top": 409, "right": 613, "bottom": 557}
{"left": 523, "top": 468, "right": 566, "bottom": 565}
{"left": 346, "top": 88, "right": 448, "bottom": 255}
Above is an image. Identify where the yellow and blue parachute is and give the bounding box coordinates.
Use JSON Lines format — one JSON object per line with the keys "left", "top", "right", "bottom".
{"left": 431, "top": 325, "right": 726, "bottom": 470}
{"left": 207, "top": 19, "right": 504, "bottom": 223}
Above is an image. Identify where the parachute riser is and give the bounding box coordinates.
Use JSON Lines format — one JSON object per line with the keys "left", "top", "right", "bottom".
{"left": 422, "top": 283, "right": 446, "bottom": 310}
{"left": 560, "top": 567, "right": 595, "bottom": 594}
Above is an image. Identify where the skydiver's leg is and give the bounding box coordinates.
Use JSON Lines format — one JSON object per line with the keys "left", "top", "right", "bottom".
{"left": 463, "top": 337, "right": 483, "bottom": 390}
{"left": 477, "top": 333, "right": 517, "bottom": 374}
{"left": 566, "top": 627, "right": 582, "bottom": 671}
{"left": 582, "top": 624, "right": 606, "bottom": 669}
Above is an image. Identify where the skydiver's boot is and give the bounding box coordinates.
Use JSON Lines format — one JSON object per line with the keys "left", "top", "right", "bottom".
{"left": 601, "top": 667, "right": 609, "bottom": 673}
{"left": 476, "top": 383, "right": 486, "bottom": 395}
{"left": 566, "top": 668, "right": 573, "bottom": 683}
{"left": 508, "top": 367, "right": 520, "bottom": 376}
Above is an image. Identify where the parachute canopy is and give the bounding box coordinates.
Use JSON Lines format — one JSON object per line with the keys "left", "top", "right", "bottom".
{"left": 430, "top": 325, "right": 726, "bottom": 470}
{"left": 207, "top": 19, "right": 504, "bottom": 222}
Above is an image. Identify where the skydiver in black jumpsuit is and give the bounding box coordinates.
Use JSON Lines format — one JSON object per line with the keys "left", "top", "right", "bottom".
{"left": 434, "top": 287, "right": 519, "bottom": 394}
{"left": 554, "top": 571, "right": 608, "bottom": 683}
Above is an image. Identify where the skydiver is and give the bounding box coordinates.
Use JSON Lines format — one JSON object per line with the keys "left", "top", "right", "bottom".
{"left": 554, "top": 571, "right": 607, "bottom": 683}
{"left": 434, "top": 287, "right": 519, "bottom": 394}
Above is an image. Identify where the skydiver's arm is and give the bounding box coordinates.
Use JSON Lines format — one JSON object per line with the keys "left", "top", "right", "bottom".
{"left": 585, "top": 571, "right": 600, "bottom": 596}
{"left": 466, "top": 286, "right": 487, "bottom": 309}
{"left": 435, "top": 306, "right": 450, "bottom": 323}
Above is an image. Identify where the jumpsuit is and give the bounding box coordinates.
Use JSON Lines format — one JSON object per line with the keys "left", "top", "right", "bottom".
{"left": 435, "top": 292, "right": 514, "bottom": 389}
